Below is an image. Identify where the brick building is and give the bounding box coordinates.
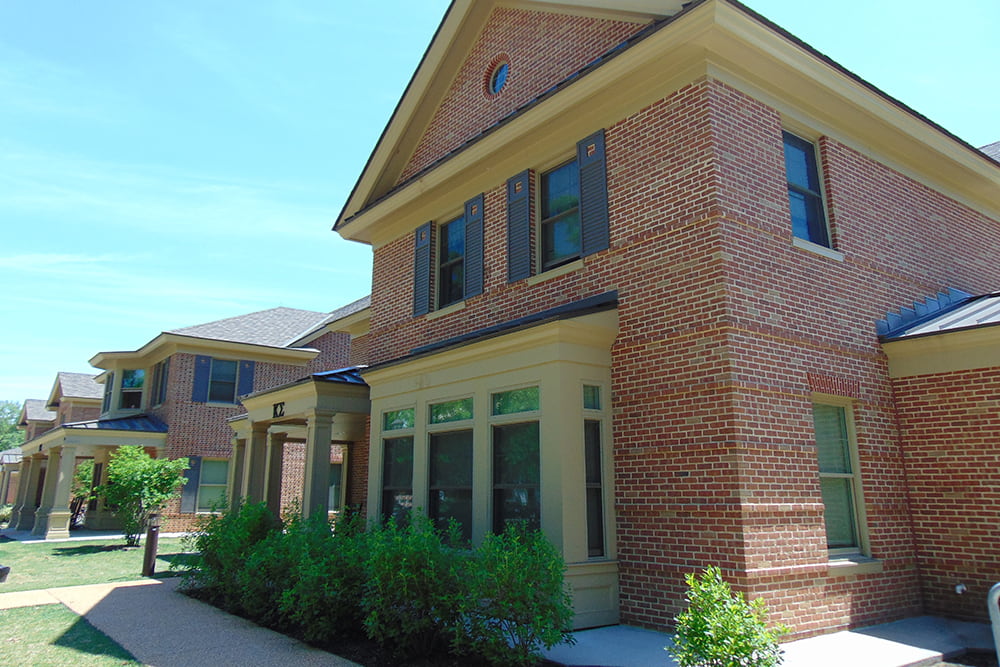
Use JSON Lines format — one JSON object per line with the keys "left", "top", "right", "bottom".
{"left": 323, "top": 0, "right": 1000, "bottom": 637}
{"left": 9, "top": 305, "right": 358, "bottom": 538}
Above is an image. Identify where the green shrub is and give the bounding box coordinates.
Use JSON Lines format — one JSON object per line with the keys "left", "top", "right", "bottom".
{"left": 455, "top": 523, "right": 576, "bottom": 666}
{"left": 280, "top": 510, "right": 368, "bottom": 642}
{"left": 0, "top": 504, "right": 11, "bottom": 525}
{"left": 668, "top": 566, "right": 786, "bottom": 667}
{"left": 182, "top": 501, "right": 281, "bottom": 610}
{"left": 361, "top": 513, "right": 468, "bottom": 658}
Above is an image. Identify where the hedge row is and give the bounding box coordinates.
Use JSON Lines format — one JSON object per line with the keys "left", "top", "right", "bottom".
{"left": 181, "top": 503, "right": 575, "bottom": 665}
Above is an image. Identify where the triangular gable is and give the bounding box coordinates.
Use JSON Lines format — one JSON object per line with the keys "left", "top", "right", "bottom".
{"left": 336, "top": 0, "right": 685, "bottom": 233}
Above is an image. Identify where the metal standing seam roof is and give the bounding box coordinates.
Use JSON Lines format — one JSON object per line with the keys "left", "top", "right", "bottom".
{"left": 312, "top": 366, "right": 368, "bottom": 386}
{"left": 981, "top": 141, "right": 1000, "bottom": 162}
{"left": 888, "top": 293, "right": 1000, "bottom": 340}
{"left": 61, "top": 414, "right": 169, "bottom": 433}
{"left": 0, "top": 448, "right": 22, "bottom": 465}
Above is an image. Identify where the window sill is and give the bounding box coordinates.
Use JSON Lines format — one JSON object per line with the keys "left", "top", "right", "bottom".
{"left": 793, "top": 236, "right": 845, "bottom": 261}
{"left": 426, "top": 300, "right": 466, "bottom": 320}
{"left": 203, "top": 401, "right": 240, "bottom": 408}
{"left": 526, "top": 258, "right": 583, "bottom": 286}
{"left": 827, "top": 555, "right": 882, "bottom": 577}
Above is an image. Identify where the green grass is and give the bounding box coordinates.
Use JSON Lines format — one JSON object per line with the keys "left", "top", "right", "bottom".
{"left": 0, "top": 604, "right": 142, "bottom": 666}
{"left": 0, "top": 537, "right": 196, "bottom": 593}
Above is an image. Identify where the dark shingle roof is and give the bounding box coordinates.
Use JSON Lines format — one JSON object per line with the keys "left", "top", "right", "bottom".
{"left": 169, "top": 307, "right": 333, "bottom": 348}
{"left": 22, "top": 398, "right": 56, "bottom": 422}
{"left": 56, "top": 372, "right": 103, "bottom": 400}
{"left": 981, "top": 141, "right": 1000, "bottom": 161}
{"left": 328, "top": 295, "right": 370, "bottom": 323}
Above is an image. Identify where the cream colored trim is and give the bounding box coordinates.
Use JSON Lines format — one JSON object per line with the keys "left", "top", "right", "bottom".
{"left": 792, "top": 237, "right": 845, "bottom": 262}
{"left": 827, "top": 557, "right": 883, "bottom": 578}
{"left": 510, "top": 0, "right": 679, "bottom": 21}
{"left": 91, "top": 333, "right": 320, "bottom": 370}
{"left": 810, "top": 395, "right": 870, "bottom": 559}
{"left": 339, "top": 0, "right": 999, "bottom": 246}
{"left": 426, "top": 300, "right": 466, "bottom": 320}
{"left": 526, "top": 258, "right": 584, "bottom": 286}
{"left": 883, "top": 325, "right": 1000, "bottom": 378}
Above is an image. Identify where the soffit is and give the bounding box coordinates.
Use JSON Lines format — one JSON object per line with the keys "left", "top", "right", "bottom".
{"left": 337, "top": 0, "right": 1000, "bottom": 247}
{"left": 90, "top": 333, "right": 319, "bottom": 370}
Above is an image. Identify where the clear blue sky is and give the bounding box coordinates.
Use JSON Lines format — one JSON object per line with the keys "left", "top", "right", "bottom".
{"left": 2, "top": 0, "right": 997, "bottom": 403}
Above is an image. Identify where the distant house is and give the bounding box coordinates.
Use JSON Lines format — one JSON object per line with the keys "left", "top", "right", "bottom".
{"left": 230, "top": 0, "right": 1000, "bottom": 637}
{"left": 8, "top": 305, "right": 361, "bottom": 538}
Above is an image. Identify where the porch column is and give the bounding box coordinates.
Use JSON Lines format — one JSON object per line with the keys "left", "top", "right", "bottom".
{"left": 264, "top": 431, "right": 285, "bottom": 515}
{"left": 242, "top": 426, "right": 268, "bottom": 504}
{"left": 43, "top": 445, "right": 77, "bottom": 539}
{"left": 302, "top": 409, "right": 334, "bottom": 518}
{"left": 8, "top": 456, "right": 34, "bottom": 530}
{"left": 32, "top": 449, "right": 61, "bottom": 536}
{"left": 0, "top": 466, "right": 11, "bottom": 506}
{"left": 85, "top": 446, "right": 118, "bottom": 530}
{"left": 228, "top": 436, "right": 246, "bottom": 508}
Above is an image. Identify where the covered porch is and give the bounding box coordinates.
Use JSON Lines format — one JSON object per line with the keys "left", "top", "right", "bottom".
{"left": 8, "top": 415, "right": 168, "bottom": 539}
{"left": 229, "top": 367, "right": 370, "bottom": 518}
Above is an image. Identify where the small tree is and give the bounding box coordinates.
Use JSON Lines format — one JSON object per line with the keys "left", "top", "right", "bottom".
{"left": 96, "top": 446, "right": 188, "bottom": 546}
{"left": 668, "top": 566, "right": 786, "bottom": 667}
{"left": 70, "top": 459, "right": 95, "bottom": 527}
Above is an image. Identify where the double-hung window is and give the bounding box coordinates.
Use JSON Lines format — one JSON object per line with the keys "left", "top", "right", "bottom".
{"left": 208, "top": 359, "right": 238, "bottom": 403}
{"left": 381, "top": 408, "right": 415, "bottom": 524}
{"left": 491, "top": 386, "right": 541, "bottom": 533}
{"left": 783, "top": 131, "right": 830, "bottom": 247}
{"left": 197, "top": 459, "right": 229, "bottom": 512}
{"left": 191, "top": 356, "right": 255, "bottom": 404}
{"left": 540, "top": 160, "right": 581, "bottom": 271}
{"left": 119, "top": 369, "right": 144, "bottom": 409}
{"left": 151, "top": 359, "right": 170, "bottom": 406}
{"left": 438, "top": 216, "right": 466, "bottom": 308}
{"left": 428, "top": 398, "right": 474, "bottom": 541}
{"left": 812, "top": 402, "right": 866, "bottom": 555}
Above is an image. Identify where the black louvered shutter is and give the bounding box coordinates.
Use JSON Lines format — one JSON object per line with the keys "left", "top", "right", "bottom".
{"left": 237, "top": 360, "right": 255, "bottom": 399}
{"left": 464, "top": 193, "right": 484, "bottom": 298}
{"left": 578, "top": 130, "right": 610, "bottom": 257}
{"left": 191, "top": 355, "right": 211, "bottom": 403}
{"left": 413, "top": 222, "right": 433, "bottom": 317}
{"left": 180, "top": 456, "right": 202, "bottom": 514}
{"left": 507, "top": 170, "right": 531, "bottom": 282}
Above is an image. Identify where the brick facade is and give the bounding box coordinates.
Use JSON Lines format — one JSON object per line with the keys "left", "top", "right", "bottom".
{"left": 362, "top": 52, "right": 999, "bottom": 635}
{"left": 892, "top": 367, "right": 1000, "bottom": 622}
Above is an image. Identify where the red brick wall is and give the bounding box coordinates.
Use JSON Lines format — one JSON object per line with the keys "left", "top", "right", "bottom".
{"left": 892, "top": 367, "right": 1000, "bottom": 622}
{"left": 399, "top": 7, "right": 648, "bottom": 182}
{"left": 365, "top": 75, "right": 1000, "bottom": 635}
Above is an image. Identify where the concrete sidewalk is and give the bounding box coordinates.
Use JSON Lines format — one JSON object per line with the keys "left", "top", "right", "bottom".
{"left": 543, "top": 616, "right": 996, "bottom": 667}
{"left": 1, "top": 574, "right": 995, "bottom": 666}
{"left": 0, "top": 578, "right": 359, "bottom": 666}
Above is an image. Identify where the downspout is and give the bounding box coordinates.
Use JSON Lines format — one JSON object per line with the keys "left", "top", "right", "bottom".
{"left": 989, "top": 582, "right": 1000, "bottom": 663}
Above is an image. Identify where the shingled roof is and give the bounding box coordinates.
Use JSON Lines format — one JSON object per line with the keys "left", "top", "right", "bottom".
{"left": 169, "top": 307, "right": 334, "bottom": 348}
{"left": 53, "top": 372, "right": 103, "bottom": 400}
{"left": 20, "top": 398, "right": 55, "bottom": 424}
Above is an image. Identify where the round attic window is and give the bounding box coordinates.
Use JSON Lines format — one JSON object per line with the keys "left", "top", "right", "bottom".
{"left": 484, "top": 55, "right": 510, "bottom": 97}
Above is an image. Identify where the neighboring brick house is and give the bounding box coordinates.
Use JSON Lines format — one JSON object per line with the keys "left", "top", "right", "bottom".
{"left": 9, "top": 306, "right": 355, "bottom": 538}
{"left": 325, "top": 0, "right": 1000, "bottom": 637}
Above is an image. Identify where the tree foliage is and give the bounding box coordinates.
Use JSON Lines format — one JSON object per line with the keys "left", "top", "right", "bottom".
{"left": 0, "top": 400, "right": 24, "bottom": 451}
{"left": 669, "top": 566, "right": 786, "bottom": 667}
{"left": 96, "top": 446, "right": 188, "bottom": 546}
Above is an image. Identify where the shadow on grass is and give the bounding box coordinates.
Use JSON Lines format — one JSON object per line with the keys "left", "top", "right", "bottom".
{"left": 53, "top": 614, "right": 139, "bottom": 663}
{"left": 0, "top": 535, "right": 13, "bottom": 543}
{"left": 157, "top": 551, "right": 198, "bottom": 569}
{"left": 51, "top": 544, "right": 130, "bottom": 557}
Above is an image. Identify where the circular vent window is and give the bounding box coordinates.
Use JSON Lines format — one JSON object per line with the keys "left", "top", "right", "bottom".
{"left": 485, "top": 57, "right": 510, "bottom": 96}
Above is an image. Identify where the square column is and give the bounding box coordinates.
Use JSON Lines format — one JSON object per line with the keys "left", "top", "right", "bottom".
{"left": 43, "top": 445, "right": 77, "bottom": 539}
{"left": 264, "top": 432, "right": 286, "bottom": 515}
{"left": 8, "top": 456, "right": 35, "bottom": 530}
{"left": 242, "top": 426, "right": 268, "bottom": 504}
{"left": 302, "top": 410, "right": 335, "bottom": 518}
{"left": 228, "top": 437, "right": 246, "bottom": 509}
{"left": 32, "top": 449, "right": 61, "bottom": 536}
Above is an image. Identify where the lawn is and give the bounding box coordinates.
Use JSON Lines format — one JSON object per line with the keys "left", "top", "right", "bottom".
{"left": 0, "top": 604, "right": 142, "bottom": 666}
{"left": 0, "top": 537, "right": 195, "bottom": 593}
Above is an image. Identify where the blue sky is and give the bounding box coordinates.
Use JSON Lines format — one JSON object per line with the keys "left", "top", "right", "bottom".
{"left": 2, "top": 0, "right": 997, "bottom": 403}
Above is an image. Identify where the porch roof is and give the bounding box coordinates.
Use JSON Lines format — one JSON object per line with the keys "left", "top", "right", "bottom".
{"left": 62, "top": 414, "right": 169, "bottom": 433}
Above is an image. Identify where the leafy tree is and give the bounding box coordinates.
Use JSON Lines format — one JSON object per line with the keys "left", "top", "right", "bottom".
{"left": 70, "top": 459, "right": 95, "bottom": 527}
{"left": 96, "top": 446, "right": 188, "bottom": 546}
{"left": 0, "top": 400, "right": 24, "bottom": 451}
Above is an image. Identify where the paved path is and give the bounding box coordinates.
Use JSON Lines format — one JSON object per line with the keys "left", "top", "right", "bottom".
{"left": 0, "top": 578, "right": 359, "bottom": 667}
